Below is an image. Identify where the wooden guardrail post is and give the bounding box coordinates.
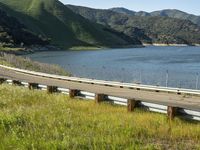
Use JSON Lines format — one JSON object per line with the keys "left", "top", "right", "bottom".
{"left": 127, "top": 99, "right": 139, "bottom": 112}
{"left": 28, "top": 83, "right": 39, "bottom": 90}
{"left": 12, "top": 80, "right": 22, "bottom": 86}
{"left": 69, "top": 89, "right": 79, "bottom": 98}
{"left": 95, "top": 93, "right": 106, "bottom": 103}
{"left": 167, "top": 106, "right": 177, "bottom": 120}
{"left": 0, "top": 78, "right": 6, "bottom": 84}
{"left": 47, "top": 86, "right": 58, "bottom": 94}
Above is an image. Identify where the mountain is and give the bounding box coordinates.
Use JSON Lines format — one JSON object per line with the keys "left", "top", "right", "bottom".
{"left": 0, "top": 9, "right": 48, "bottom": 47}
{"left": 110, "top": 8, "right": 150, "bottom": 17}
{"left": 110, "top": 7, "right": 135, "bottom": 15}
{"left": 67, "top": 5, "right": 200, "bottom": 45}
{"left": 111, "top": 8, "right": 200, "bottom": 26}
{"left": 0, "top": 0, "right": 140, "bottom": 49}
{"left": 151, "top": 9, "right": 200, "bottom": 26}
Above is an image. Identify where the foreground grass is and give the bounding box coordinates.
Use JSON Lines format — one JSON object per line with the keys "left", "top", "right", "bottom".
{"left": 0, "top": 84, "right": 199, "bottom": 150}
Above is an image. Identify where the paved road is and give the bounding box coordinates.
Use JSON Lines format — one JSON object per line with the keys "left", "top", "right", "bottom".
{"left": 0, "top": 66, "right": 200, "bottom": 111}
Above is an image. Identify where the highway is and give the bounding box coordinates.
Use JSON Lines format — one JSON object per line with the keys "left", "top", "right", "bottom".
{"left": 0, "top": 65, "right": 200, "bottom": 112}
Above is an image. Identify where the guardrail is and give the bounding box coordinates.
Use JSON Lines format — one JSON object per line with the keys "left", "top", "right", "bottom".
{"left": 0, "top": 65, "right": 200, "bottom": 121}
{"left": 1, "top": 65, "right": 200, "bottom": 96}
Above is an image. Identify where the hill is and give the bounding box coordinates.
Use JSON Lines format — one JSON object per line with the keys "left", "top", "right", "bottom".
{"left": 110, "top": 7, "right": 136, "bottom": 15}
{"left": 111, "top": 8, "right": 200, "bottom": 26}
{"left": 0, "top": 84, "right": 199, "bottom": 149}
{"left": 68, "top": 5, "right": 200, "bottom": 45}
{"left": 0, "top": 9, "right": 48, "bottom": 48}
{"left": 0, "top": 0, "right": 141, "bottom": 49}
{"left": 151, "top": 9, "right": 200, "bottom": 26}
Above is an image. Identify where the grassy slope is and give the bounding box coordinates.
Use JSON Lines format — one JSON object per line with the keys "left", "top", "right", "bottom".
{"left": 0, "top": 0, "right": 134, "bottom": 49}
{"left": 67, "top": 5, "right": 200, "bottom": 45}
{"left": 0, "top": 8, "right": 48, "bottom": 47}
{"left": 0, "top": 84, "right": 199, "bottom": 149}
{"left": 0, "top": 53, "right": 69, "bottom": 75}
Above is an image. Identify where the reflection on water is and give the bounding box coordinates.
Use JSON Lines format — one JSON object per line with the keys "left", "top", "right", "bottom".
{"left": 26, "top": 46, "right": 200, "bottom": 89}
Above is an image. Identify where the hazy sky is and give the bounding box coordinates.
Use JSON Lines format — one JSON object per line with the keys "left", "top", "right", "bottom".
{"left": 60, "top": 0, "right": 200, "bottom": 15}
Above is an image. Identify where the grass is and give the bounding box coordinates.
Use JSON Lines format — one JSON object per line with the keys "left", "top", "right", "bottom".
{"left": 0, "top": 84, "right": 199, "bottom": 149}
{"left": 0, "top": 46, "right": 25, "bottom": 52}
{"left": 0, "top": 53, "right": 70, "bottom": 76}
{"left": 69, "top": 46, "right": 103, "bottom": 51}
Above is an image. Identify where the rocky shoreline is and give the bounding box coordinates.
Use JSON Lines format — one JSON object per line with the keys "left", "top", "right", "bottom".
{"left": 143, "top": 43, "right": 200, "bottom": 47}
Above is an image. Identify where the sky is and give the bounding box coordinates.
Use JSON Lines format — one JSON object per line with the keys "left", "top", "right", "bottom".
{"left": 60, "top": 0, "right": 200, "bottom": 15}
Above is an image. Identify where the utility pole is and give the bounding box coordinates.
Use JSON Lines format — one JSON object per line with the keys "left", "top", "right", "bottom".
{"left": 166, "top": 70, "right": 169, "bottom": 87}
{"left": 139, "top": 70, "right": 142, "bottom": 84}
{"left": 196, "top": 73, "right": 199, "bottom": 90}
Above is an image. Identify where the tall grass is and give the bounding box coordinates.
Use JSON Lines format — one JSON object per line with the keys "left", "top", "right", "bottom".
{"left": 0, "top": 84, "right": 199, "bottom": 149}
{"left": 0, "top": 52, "right": 70, "bottom": 76}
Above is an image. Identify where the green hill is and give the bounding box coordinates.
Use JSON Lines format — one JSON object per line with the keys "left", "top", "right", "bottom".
{"left": 150, "top": 9, "right": 200, "bottom": 27}
{"left": 0, "top": 0, "right": 141, "bottom": 49}
{"left": 0, "top": 9, "right": 48, "bottom": 48}
{"left": 68, "top": 5, "right": 200, "bottom": 45}
{"left": 110, "top": 7, "right": 136, "bottom": 15}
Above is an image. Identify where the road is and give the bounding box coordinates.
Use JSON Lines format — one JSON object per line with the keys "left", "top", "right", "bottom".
{"left": 0, "top": 66, "right": 200, "bottom": 111}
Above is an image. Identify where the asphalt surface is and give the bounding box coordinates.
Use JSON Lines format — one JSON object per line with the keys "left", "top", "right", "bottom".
{"left": 0, "top": 66, "right": 200, "bottom": 111}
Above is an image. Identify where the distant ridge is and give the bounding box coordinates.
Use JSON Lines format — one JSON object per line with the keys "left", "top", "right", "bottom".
{"left": 110, "top": 7, "right": 135, "bottom": 15}
{"left": 68, "top": 5, "right": 200, "bottom": 45}
{"left": 110, "top": 7, "right": 200, "bottom": 26}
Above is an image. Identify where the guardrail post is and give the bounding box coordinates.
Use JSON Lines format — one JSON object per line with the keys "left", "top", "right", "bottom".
{"left": 0, "top": 78, "right": 6, "bottom": 84}
{"left": 127, "top": 99, "right": 139, "bottom": 112}
{"left": 95, "top": 94, "right": 106, "bottom": 103}
{"left": 69, "top": 89, "right": 79, "bottom": 98}
{"left": 28, "top": 83, "right": 39, "bottom": 90}
{"left": 167, "top": 106, "right": 177, "bottom": 120}
{"left": 47, "top": 86, "right": 58, "bottom": 94}
{"left": 12, "top": 80, "right": 22, "bottom": 86}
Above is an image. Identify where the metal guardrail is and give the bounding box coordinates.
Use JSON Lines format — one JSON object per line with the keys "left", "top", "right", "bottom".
{"left": 1, "top": 65, "right": 200, "bottom": 96}
{"left": 0, "top": 65, "right": 200, "bottom": 121}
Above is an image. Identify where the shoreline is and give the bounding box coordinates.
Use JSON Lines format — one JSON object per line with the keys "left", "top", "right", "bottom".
{"left": 1, "top": 43, "right": 200, "bottom": 56}
{"left": 143, "top": 43, "right": 200, "bottom": 47}
{"left": 0, "top": 44, "right": 144, "bottom": 55}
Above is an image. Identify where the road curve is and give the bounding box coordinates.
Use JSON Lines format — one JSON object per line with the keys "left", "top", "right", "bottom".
{"left": 0, "top": 66, "right": 200, "bottom": 111}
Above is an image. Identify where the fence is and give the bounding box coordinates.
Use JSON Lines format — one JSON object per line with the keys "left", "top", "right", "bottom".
{"left": 0, "top": 65, "right": 200, "bottom": 121}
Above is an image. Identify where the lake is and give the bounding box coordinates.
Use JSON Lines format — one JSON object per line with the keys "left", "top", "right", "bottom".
{"left": 26, "top": 46, "right": 200, "bottom": 89}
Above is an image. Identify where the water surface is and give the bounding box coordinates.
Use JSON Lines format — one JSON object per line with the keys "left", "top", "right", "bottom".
{"left": 26, "top": 46, "right": 200, "bottom": 89}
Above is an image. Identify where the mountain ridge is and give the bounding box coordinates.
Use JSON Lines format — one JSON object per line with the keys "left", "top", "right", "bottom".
{"left": 67, "top": 5, "right": 200, "bottom": 45}
{"left": 0, "top": 0, "right": 140, "bottom": 49}
{"left": 110, "top": 7, "right": 200, "bottom": 26}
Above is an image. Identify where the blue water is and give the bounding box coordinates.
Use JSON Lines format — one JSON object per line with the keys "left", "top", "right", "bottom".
{"left": 26, "top": 46, "right": 200, "bottom": 89}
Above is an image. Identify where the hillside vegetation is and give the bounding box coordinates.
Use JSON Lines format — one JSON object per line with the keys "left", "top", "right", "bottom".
{"left": 67, "top": 5, "right": 200, "bottom": 45}
{"left": 0, "top": 9, "right": 48, "bottom": 48}
{"left": 0, "top": 84, "right": 199, "bottom": 149}
{"left": 111, "top": 8, "right": 200, "bottom": 27}
{"left": 0, "top": 0, "right": 140, "bottom": 49}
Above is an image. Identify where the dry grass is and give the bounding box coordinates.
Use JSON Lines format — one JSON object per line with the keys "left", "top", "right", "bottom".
{"left": 0, "top": 84, "right": 199, "bottom": 150}
{"left": 0, "top": 46, "right": 24, "bottom": 51}
{"left": 0, "top": 52, "right": 70, "bottom": 76}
